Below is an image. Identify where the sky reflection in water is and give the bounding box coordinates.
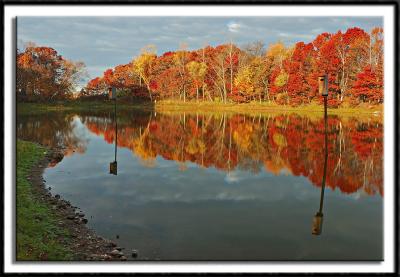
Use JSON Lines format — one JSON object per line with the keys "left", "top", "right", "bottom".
{"left": 17, "top": 109, "right": 383, "bottom": 260}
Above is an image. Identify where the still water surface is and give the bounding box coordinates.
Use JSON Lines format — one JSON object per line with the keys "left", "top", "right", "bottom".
{"left": 17, "top": 109, "right": 383, "bottom": 261}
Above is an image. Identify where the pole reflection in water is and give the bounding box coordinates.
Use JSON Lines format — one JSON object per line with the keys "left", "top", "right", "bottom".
{"left": 109, "top": 99, "right": 118, "bottom": 175}
{"left": 18, "top": 105, "right": 383, "bottom": 260}
{"left": 312, "top": 96, "right": 328, "bottom": 236}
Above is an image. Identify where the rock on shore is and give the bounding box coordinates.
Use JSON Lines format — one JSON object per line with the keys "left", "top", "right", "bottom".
{"left": 29, "top": 146, "right": 129, "bottom": 261}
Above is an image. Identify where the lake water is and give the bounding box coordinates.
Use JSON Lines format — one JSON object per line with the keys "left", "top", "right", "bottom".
{"left": 17, "top": 108, "right": 383, "bottom": 261}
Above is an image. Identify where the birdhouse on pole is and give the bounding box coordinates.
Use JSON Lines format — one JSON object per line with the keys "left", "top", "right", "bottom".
{"left": 108, "top": 87, "right": 117, "bottom": 100}
{"left": 318, "top": 75, "right": 328, "bottom": 96}
{"left": 312, "top": 212, "right": 323, "bottom": 235}
{"left": 109, "top": 161, "right": 117, "bottom": 175}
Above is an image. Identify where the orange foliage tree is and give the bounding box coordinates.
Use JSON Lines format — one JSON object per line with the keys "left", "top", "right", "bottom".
{"left": 17, "top": 44, "right": 87, "bottom": 101}
{"left": 78, "top": 26, "right": 383, "bottom": 106}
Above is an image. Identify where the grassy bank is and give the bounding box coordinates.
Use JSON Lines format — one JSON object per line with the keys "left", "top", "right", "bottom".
{"left": 16, "top": 140, "right": 72, "bottom": 260}
{"left": 17, "top": 100, "right": 383, "bottom": 119}
{"left": 17, "top": 101, "right": 154, "bottom": 115}
{"left": 155, "top": 100, "right": 383, "bottom": 116}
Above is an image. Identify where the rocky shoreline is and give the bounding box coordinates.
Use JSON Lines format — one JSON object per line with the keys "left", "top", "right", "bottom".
{"left": 28, "top": 146, "right": 129, "bottom": 261}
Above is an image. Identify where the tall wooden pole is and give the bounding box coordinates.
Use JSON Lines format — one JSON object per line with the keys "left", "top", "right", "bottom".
{"left": 114, "top": 98, "right": 117, "bottom": 162}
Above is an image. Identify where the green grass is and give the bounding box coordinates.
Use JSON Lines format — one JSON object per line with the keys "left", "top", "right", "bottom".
{"left": 17, "top": 101, "right": 154, "bottom": 115}
{"left": 17, "top": 140, "right": 72, "bottom": 260}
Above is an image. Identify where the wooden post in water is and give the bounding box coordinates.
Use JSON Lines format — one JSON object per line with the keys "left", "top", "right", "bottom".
{"left": 114, "top": 97, "right": 117, "bottom": 163}
{"left": 109, "top": 87, "right": 118, "bottom": 175}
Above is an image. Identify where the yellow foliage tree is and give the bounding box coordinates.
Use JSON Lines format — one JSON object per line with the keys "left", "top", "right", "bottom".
{"left": 235, "top": 57, "right": 272, "bottom": 102}
{"left": 132, "top": 45, "right": 157, "bottom": 100}
{"left": 186, "top": 61, "right": 207, "bottom": 102}
{"left": 266, "top": 41, "right": 293, "bottom": 69}
{"left": 234, "top": 65, "right": 254, "bottom": 99}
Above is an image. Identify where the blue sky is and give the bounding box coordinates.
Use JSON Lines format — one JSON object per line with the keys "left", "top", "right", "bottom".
{"left": 17, "top": 16, "right": 382, "bottom": 84}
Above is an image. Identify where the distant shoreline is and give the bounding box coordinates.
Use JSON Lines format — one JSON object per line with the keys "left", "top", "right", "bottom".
{"left": 17, "top": 101, "right": 383, "bottom": 118}
{"left": 155, "top": 100, "right": 383, "bottom": 117}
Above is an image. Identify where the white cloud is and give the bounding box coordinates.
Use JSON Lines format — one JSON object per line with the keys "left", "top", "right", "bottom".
{"left": 227, "top": 21, "right": 241, "bottom": 33}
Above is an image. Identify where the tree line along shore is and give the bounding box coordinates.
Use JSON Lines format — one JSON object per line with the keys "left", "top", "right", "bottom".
{"left": 17, "top": 26, "right": 383, "bottom": 109}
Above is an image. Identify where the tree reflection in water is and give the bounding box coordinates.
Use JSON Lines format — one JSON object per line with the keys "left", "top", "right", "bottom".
{"left": 17, "top": 110, "right": 383, "bottom": 197}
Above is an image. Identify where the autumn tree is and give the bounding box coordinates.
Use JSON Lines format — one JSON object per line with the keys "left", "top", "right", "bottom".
{"left": 81, "top": 26, "right": 383, "bottom": 106}
{"left": 234, "top": 56, "right": 271, "bottom": 103}
{"left": 132, "top": 45, "right": 157, "bottom": 101}
{"left": 17, "top": 44, "right": 87, "bottom": 101}
{"left": 266, "top": 41, "right": 289, "bottom": 70}
{"left": 234, "top": 65, "right": 253, "bottom": 102}
{"left": 286, "top": 42, "right": 315, "bottom": 106}
{"left": 266, "top": 42, "right": 293, "bottom": 104}
{"left": 210, "top": 44, "right": 240, "bottom": 103}
{"left": 186, "top": 61, "right": 207, "bottom": 102}
{"left": 85, "top": 77, "right": 106, "bottom": 95}
{"left": 370, "top": 27, "right": 384, "bottom": 70}
{"left": 173, "top": 43, "right": 190, "bottom": 102}
{"left": 227, "top": 41, "right": 240, "bottom": 97}
{"left": 339, "top": 28, "right": 369, "bottom": 101}
{"left": 351, "top": 65, "right": 383, "bottom": 104}
{"left": 243, "top": 40, "right": 265, "bottom": 58}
